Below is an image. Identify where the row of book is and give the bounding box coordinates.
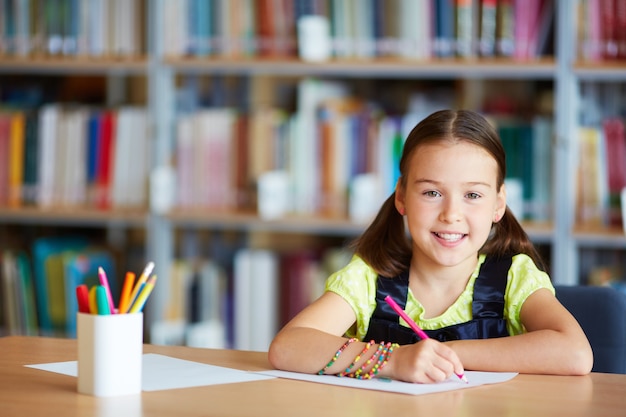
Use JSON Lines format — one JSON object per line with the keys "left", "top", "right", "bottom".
{"left": 151, "top": 246, "right": 352, "bottom": 351}
{"left": 576, "top": 117, "right": 626, "bottom": 228}
{"left": 0, "top": 104, "right": 150, "bottom": 210}
{"left": 577, "top": 0, "right": 626, "bottom": 62}
{"left": 0, "top": 0, "right": 143, "bottom": 57}
{"left": 173, "top": 78, "right": 555, "bottom": 223}
{"left": 162, "top": 0, "right": 555, "bottom": 61}
{"left": 0, "top": 237, "right": 117, "bottom": 338}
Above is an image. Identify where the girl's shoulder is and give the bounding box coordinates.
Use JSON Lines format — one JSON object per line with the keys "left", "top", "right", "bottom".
{"left": 329, "top": 254, "right": 378, "bottom": 281}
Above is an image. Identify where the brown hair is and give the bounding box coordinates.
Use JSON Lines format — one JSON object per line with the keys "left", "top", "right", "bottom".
{"left": 350, "top": 109, "right": 546, "bottom": 277}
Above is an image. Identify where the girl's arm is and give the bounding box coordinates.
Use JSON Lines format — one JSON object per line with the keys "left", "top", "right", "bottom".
{"left": 268, "top": 291, "right": 359, "bottom": 374}
{"left": 268, "top": 291, "right": 465, "bottom": 382}
{"left": 446, "top": 288, "right": 593, "bottom": 375}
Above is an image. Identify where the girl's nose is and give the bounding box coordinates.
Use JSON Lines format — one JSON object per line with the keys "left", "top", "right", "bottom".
{"left": 438, "top": 198, "right": 462, "bottom": 223}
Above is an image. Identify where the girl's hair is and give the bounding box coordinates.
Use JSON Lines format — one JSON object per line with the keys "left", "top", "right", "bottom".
{"left": 350, "top": 109, "right": 546, "bottom": 277}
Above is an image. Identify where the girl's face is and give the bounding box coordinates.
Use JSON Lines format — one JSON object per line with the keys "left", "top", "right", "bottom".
{"left": 395, "top": 141, "right": 506, "bottom": 269}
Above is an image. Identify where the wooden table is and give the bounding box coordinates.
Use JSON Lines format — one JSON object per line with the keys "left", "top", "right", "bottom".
{"left": 2, "top": 336, "right": 626, "bottom": 417}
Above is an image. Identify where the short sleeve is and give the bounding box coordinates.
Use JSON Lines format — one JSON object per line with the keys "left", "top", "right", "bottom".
{"left": 324, "top": 255, "right": 379, "bottom": 339}
{"left": 505, "top": 253, "right": 555, "bottom": 335}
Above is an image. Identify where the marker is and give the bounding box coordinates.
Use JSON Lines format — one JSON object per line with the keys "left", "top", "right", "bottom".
{"left": 76, "top": 284, "right": 90, "bottom": 313}
{"left": 88, "top": 286, "right": 98, "bottom": 314}
{"left": 98, "top": 267, "right": 116, "bottom": 314}
{"left": 127, "top": 261, "right": 155, "bottom": 310}
{"left": 384, "top": 295, "right": 468, "bottom": 383}
{"left": 95, "top": 285, "right": 111, "bottom": 315}
{"left": 118, "top": 271, "right": 136, "bottom": 314}
{"left": 129, "top": 275, "right": 157, "bottom": 313}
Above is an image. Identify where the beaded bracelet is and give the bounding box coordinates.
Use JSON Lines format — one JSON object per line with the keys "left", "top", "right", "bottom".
{"left": 338, "top": 340, "right": 375, "bottom": 377}
{"left": 344, "top": 342, "right": 399, "bottom": 380}
{"left": 351, "top": 342, "right": 385, "bottom": 379}
{"left": 362, "top": 342, "right": 399, "bottom": 380}
{"left": 317, "top": 338, "right": 358, "bottom": 375}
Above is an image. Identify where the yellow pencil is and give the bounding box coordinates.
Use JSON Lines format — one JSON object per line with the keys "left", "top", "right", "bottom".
{"left": 126, "top": 261, "right": 155, "bottom": 310}
{"left": 118, "top": 271, "right": 136, "bottom": 314}
{"left": 129, "top": 275, "right": 157, "bottom": 313}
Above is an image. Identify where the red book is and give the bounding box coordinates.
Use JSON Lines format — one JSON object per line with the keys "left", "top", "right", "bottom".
{"left": 95, "top": 110, "right": 116, "bottom": 209}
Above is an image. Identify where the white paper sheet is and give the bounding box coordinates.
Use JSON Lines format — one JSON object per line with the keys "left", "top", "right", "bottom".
{"left": 25, "top": 353, "right": 275, "bottom": 391}
{"left": 257, "top": 369, "right": 518, "bottom": 396}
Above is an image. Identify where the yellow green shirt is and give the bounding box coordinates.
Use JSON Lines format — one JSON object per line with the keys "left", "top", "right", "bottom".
{"left": 325, "top": 253, "right": 554, "bottom": 340}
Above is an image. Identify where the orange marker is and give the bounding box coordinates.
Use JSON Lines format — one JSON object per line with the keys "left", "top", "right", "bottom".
{"left": 118, "top": 271, "right": 136, "bottom": 314}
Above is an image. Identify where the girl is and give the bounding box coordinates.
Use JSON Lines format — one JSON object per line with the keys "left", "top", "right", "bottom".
{"left": 268, "top": 109, "right": 592, "bottom": 383}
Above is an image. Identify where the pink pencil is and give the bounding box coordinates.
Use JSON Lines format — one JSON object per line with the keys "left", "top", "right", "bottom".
{"left": 384, "top": 295, "right": 468, "bottom": 383}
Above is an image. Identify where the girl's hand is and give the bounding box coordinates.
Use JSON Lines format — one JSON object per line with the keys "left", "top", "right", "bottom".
{"left": 384, "top": 339, "right": 465, "bottom": 383}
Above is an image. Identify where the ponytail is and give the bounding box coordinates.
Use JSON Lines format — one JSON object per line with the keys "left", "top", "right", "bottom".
{"left": 349, "top": 193, "right": 412, "bottom": 277}
{"left": 482, "top": 207, "right": 547, "bottom": 272}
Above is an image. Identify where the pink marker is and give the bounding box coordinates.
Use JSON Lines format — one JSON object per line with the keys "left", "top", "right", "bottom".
{"left": 384, "top": 295, "right": 468, "bottom": 383}
{"left": 98, "top": 267, "right": 116, "bottom": 314}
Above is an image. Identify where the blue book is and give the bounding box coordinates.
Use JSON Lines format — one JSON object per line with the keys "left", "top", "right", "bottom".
{"left": 191, "top": 0, "right": 213, "bottom": 56}
{"left": 32, "top": 237, "right": 88, "bottom": 336}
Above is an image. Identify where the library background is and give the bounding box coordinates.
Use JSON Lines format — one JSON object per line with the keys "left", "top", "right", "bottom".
{"left": 1, "top": 0, "right": 625, "bottom": 351}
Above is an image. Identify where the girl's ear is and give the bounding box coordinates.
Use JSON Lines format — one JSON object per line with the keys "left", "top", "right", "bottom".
{"left": 394, "top": 179, "right": 405, "bottom": 216}
{"left": 494, "top": 183, "right": 507, "bottom": 222}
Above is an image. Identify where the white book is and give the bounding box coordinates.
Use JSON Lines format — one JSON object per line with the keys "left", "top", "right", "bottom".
{"left": 37, "top": 105, "right": 61, "bottom": 207}
{"left": 249, "top": 250, "right": 279, "bottom": 352}
{"left": 127, "top": 108, "right": 149, "bottom": 208}
{"left": 398, "top": 0, "right": 431, "bottom": 59}
{"left": 63, "top": 109, "right": 88, "bottom": 206}
{"left": 176, "top": 115, "right": 194, "bottom": 208}
{"left": 233, "top": 249, "right": 253, "bottom": 350}
{"left": 88, "top": 0, "right": 108, "bottom": 56}
{"left": 111, "top": 107, "right": 133, "bottom": 208}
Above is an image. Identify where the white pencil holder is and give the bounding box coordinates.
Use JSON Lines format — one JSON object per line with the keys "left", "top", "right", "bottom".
{"left": 77, "top": 312, "right": 143, "bottom": 397}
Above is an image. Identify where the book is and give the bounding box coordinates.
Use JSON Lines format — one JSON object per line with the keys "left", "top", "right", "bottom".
{"left": 7, "top": 111, "right": 25, "bottom": 208}
{"left": 36, "top": 104, "right": 61, "bottom": 208}
{"left": 31, "top": 237, "right": 88, "bottom": 335}
{"left": 479, "top": 0, "right": 497, "bottom": 56}
{"left": 433, "top": 0, "right": 456, "bottom": 58}
{"left": 94, "top": 109, "right": 115, "bottom": 209}
{"left": 233, "top": 249, "right": 279, "bottom": 352}
{"left": 576, "top": 126, "right": 608, "bottom": 226}
{"left": 22, "top": 110, "right": 39, "bottom": 205}
{"left": 0, "top": 112, "right": 11, "bottom": 206}
{"left": 456, "top": 0, "right": 478, "bottom": 58}
{"left": 496, "top": 0, "right": 515, "bottom": 56}
{"left": 602, "top": 117, "right": 626, "bottom": 226}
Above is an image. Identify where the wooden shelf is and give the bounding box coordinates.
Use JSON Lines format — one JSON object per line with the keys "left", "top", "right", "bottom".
{"left": 0, "top": 56, "right": 148, "bottom": 75}
{"left": 573, "top": 224, "right": 626, "bottom": 248}
{"left": 167, "top": 210, "right": 555, "bottom": 240}
{"left": 573, "top": 61, "right": 626, "bottom": 81}
{"left": 0, "top": 207, "right": 148, "bottom": 227}
{"left": 163, "top": 56, "right": 557, "bottom": 79}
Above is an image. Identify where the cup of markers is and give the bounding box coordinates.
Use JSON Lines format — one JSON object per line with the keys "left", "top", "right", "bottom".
{"left": 76, "top": 262, "right": 156, "bottom": 397}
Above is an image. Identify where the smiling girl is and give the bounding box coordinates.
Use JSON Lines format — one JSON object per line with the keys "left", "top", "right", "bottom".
{"left": 268, "top": 109, "right": 592, "bottom": 383}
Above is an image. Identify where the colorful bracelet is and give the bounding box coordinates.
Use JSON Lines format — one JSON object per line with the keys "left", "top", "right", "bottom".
{"left": 338, "top": 340, "right": 375, "bottom": 377}
{"left": 317, "top": 338, "right": 358, "bottom": 375}
{"left": 352, "top": 342, "right": 385, "bottom": 379}
{"left": 344, "top": 342, "right": 400, "bottom": 380}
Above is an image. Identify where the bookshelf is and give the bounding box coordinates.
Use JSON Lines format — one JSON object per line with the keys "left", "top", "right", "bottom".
{"left": 2, "top": 0, "right": 626, "bottom": 344}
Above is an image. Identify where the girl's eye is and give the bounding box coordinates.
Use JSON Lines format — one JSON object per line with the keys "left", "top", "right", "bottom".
{"left": 424, "top": 190, "right": 441, "bottom": 197}
{"left": 466, "top": 192, "right": 481, "bottom": 199}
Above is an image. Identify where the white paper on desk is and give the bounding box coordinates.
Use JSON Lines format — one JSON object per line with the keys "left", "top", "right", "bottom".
{"left": 257, "top": 370, "right": 517, "bottom": 396}
{"left": 25, "top": 353, "right": 275, "bottom": 391}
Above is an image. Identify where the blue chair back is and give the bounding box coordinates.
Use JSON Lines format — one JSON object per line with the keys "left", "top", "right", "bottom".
{"left": 555, "top": 285, "right": 626, "bottom": 374}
